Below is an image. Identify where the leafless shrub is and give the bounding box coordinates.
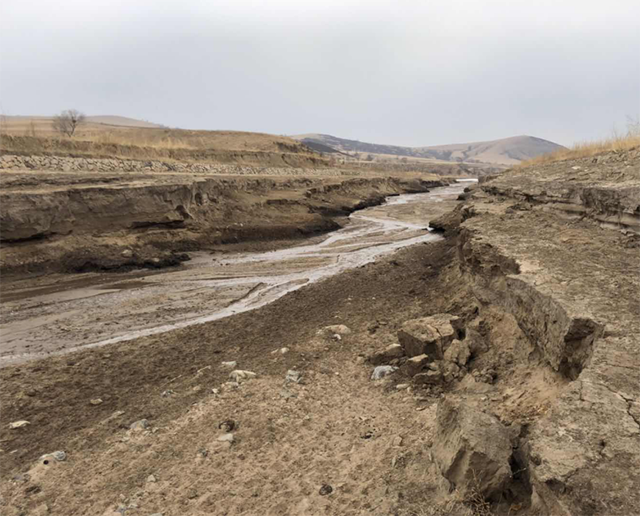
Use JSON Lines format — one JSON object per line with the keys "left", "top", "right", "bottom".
{"left": 52, "top": 109, "right": 86, "bottom": 137}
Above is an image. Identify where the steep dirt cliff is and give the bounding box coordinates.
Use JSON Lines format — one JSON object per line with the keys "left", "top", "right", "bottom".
{"left": 426, "top": 147, "right": 640, "bottom": 515}
{"left": 0, "top": 172, "right": 449, "bottom": 275}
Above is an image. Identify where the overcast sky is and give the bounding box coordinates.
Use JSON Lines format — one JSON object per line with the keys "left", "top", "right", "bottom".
{"left": 1, "top": 1, "right": 638, "bottom": 146}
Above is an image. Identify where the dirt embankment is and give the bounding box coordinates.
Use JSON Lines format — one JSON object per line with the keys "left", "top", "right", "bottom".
{"left": 0, "top": 172, "right": 451, "bottom": 276}
{"left": 1, "top": 135, "right": 330, "bottom": 168}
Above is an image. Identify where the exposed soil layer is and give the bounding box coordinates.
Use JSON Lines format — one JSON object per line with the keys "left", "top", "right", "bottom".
{"left": 0, "top": 170, "right": 451, "bottom": 276}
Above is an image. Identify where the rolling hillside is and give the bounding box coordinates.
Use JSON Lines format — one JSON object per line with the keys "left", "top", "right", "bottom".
{"left": 292, "top": 134, "right": 565, "bottom": 166}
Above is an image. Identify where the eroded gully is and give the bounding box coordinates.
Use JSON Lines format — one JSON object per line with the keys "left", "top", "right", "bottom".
{"left": 0, "top": 180, "right": 474, "bottom": 365}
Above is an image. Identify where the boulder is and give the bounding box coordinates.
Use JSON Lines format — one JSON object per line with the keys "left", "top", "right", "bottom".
{"left": 433, "top": 397, "right": 512, "bottom": 500}
{"left": 398, "top": 314, "right": 460, "bottom": 358}
{"left": 369, "top": 343, "right": 404, "bottom": 365}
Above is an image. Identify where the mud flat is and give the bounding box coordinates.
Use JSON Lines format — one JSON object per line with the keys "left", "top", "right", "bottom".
{"left": 0, "top": 148, "right": 638, "bottom": 516}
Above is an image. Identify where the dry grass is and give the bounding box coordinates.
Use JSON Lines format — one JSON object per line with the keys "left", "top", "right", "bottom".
{"left": 519, "top": 132, "right": 640, "bottom": 168}
{"left": 0, "top": 120, "right": 307, "bottom": 154}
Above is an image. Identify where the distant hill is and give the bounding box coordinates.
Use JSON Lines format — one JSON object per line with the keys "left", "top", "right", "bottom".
{"left": 291, "top": 134, "right": 565, "bottom": 166}
{"left": 85, "top": 116, "right": 164, "bottom": 128}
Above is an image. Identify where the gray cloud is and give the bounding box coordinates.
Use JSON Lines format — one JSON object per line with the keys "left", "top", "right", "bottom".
{"left": 1, "top": 0, "right": 639, "bottom": 146}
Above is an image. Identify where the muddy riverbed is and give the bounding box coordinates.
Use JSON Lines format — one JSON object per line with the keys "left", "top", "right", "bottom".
{"left": 0, "top": 181, "right": 472, "bottom": 365}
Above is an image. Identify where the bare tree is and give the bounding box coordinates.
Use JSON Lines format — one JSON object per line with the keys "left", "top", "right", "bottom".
{"left": 52, "top": 109, "right": 86, "bottom": 137}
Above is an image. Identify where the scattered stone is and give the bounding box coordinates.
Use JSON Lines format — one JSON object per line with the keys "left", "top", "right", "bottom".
{"left": 218, "top": 419, "right": 236, "bottom": 432}
{"left": 147, "top": 474, "right": 157, "bottom": 483}
{"left": 271, "top": 347, "right": 289, "bottom": 355}
{"left": 396, "top": 383, "right": 410, "bottom": 390}
{"left": 39, "top": 451, "right": 66, "bottom": 464}
{"left": 9, "top": 420, "right": 30, "bottom": 429}
{"left": 371, "top": 365, "right": 398, "bottom": 380}
{"left": 229, "top": 370, "right": 257, "bottom": 383}
{"left": 129, "top": 419, "right": 150, "bottom": 432}
{"left": 398, "top": 314, "right": 460, "bottom": 358}
{"left": 121, "top": 249, "right": 133, "bottom": 258}
{"left": 90, "top": 398, "right": 103, "bottom": 405}
{"left": 195, "top": 365, "right": 212, "bottom": 377}
{"left": 442, "top": 362, "right": 462, "bottom": 383}
{"left": 475, "top": 367, "right": 498, "bottom": 384}
{"left": 318, "top": 324, "right": 352, "bottom": 337}
{"left": 221, "top": 361, "right": 238, "bottom": 369}
{"left": 319, "top": 484, "right": 333, "bottom": 496}
{"left": 413, "top": 370, "right": 443, "bottom": 385}
{"left": 433, "top": 396, "right": 512, "bottom": 500}
{"left": 369, "top": 343, "right": 404, "bottom": 365}
{"left": 161, "top": 389, "right": 175, "bottom": 397}
{"left": 405, "top": 354, "right": 430, "bottom": 376}
{"left": 217, "top": 433, "right": 235, "bottom": 444}
{"left": 392, "top": 436, "right": 403, "bottom": 447}
{"left": 355, "top": 356, "right": 366, "bottom": 364}
{"left": 444, "top": 339, "right": 471, "bottom": 366}
{"left": 221, "top": 381, "right": 240, "bottom": 390}
{"left": 285, "top": 370, "right": 303, "bottom": 384}
{"left": 192, "top": 385, "right": 202, "bottom": 392}
{"left": 211, "top": 388, "right": 220, "bottom": 395}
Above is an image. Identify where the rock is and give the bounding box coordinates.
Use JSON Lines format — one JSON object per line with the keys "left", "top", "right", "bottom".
{"left": 89, "top": 398, "right": 103, "bottom": 405}
{"left": 444, "top": 339, "right": 471, "bottom": 366}
{"left": 413, "top": 370, "right": 443, "bottom": 385}
{"left": 218, "top": 419, "right": 236, "bottom": 432}
{"left": 433, "top": 396, "right": 512, "bottom": 500}
{"left": 221, "top": 361, "right": 238, "bottom": 369}
{"left": 229, "top": 370, "right": 257, "bottom": 383}
{"left": 442, "top": 362, "right": 462, "bottom": 383}
{"left": 398, "top": 314, "right": 460, "bottom": 358}
{"left": 39, "top": 451, "right": 66, "bottom": 463}
{"left": 318, "top": 324, "right": 351, "bottom": 337}
{"left": 369, "top": 343, "right": 404, "bottom": 365}
{"left": 396, "top": 383, "right": 410, "bottom": 390}
{"left": 474, "top": 367, "right": 497, "bottom": 384}
{"left": 147, "top": 474, "right": 157, "bottom": 483}
{"left": 129, "top": 419, "right": 150, "bottom": 432}
{"left": 285, "top": 370, "right": 302, "bottom": 383}
{"left": 404, "top": 354, "right": 430, "bottom": 376}
{"left": 9, "top": 420, "right": 30, "bottom": 429}
{"left": 121, "top": 249, "right": 133, "bottom": 258}
{"left": 161, "top": 389, "right": 175, "bottom": 397}
{"left": 371, "top": 365, "right": 398, "bottom": 380}
{"left": 392, "top": 436, "right": 403, "bottom": 447}
{"left": 217, "top": 433, "right": 235, "bottom": 443}
{"left": 319, "top": 484, "right": 333, "bottom": 496}
{"left": 271, "top": 347, "right": 289, "bottom": 355}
